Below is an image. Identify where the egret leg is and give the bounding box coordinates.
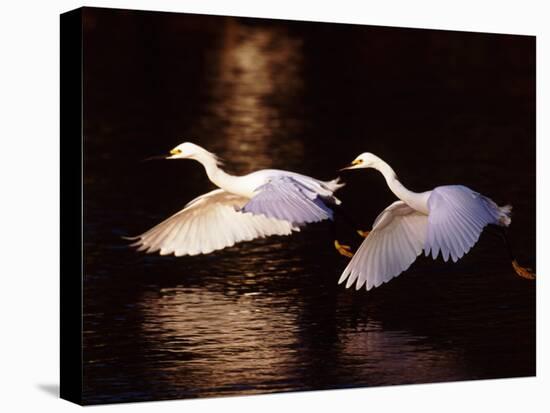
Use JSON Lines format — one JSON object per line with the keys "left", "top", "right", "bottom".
{"left": 334, "top": 240, "right": 354, "bottom": 258}
{"left": 511, "top": 260, "right": 536, "bottom": 280}
{"left": 331, "top": 218, "right": 354, "bottom": 258}
{"left": 331, "top": 205, "right": 362, "bottom": 258}
{"left": 496, "top": 227, "right": 536, "bottom": 280}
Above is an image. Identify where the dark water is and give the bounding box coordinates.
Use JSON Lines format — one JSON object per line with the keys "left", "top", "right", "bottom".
{"left": 82, "top": 8, "right": 536, "bottom": 404}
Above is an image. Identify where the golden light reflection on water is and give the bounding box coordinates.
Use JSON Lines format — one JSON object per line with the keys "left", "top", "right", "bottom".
{"left": 206, "top": 20, "right": 305, "bottom": 172}
{"left": 336, "top": 319, "right": 466, "bottom": 384}
{"left": 139, "top": 286, "right": 303, "bottom": 395}
{"left": 134, "top": 243, "right": 465, "bottom": 395}
{"left": 136, "top": 283, "right": 467, "bottom": 394}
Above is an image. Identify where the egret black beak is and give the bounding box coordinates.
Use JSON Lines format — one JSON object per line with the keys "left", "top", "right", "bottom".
{"left": 141, "top": 155, "right": 167, "bottom": 162}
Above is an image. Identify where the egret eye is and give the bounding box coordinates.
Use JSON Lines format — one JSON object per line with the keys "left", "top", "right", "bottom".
{"left": 170, "top": 148, "right": 182, "bottom": 155}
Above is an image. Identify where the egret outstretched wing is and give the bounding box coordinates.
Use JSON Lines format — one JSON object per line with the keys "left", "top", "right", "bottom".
{"left": 128, "top": 189, "right": 297, "bottom": 256}
{"left": 424, "top": 185, "right": 505, "bottom": 262}
{"left": 339, "top": 201, "right": 428, "bottom": 291}
{"left": 242, "top": 175, "right": 334, "bottom": 226}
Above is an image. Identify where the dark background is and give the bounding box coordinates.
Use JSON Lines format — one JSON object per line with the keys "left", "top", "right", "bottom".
{"left": 82, "top": 7, "right": 535, "bottom": 405}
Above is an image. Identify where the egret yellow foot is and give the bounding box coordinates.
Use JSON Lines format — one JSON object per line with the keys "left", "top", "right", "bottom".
{"left": 512, "top": 260, "right": 536, "bottom": 280}
{"left": 334, "top": 240, "right": 354, "bottom": 258}
{"left": 357, "top": 230, "right": 370, "bottom": 238}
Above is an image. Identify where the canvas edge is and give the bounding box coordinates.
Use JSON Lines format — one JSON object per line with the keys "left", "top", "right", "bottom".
{"left": 60, "top": 7, "right": 84, "bottom": 406}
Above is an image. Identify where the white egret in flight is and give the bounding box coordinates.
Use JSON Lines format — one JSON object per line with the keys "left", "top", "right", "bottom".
{"left": 337, "top": 152, "right": 535, "bottom": 291}
{"left": 126, "top": 142, "right": 344, "bottom": 256}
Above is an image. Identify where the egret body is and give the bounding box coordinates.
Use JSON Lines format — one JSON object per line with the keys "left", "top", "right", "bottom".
{"left": 338, "top": 152, "right": 535, "bottom": 291}
{"left": 127, "top": 142, "right": 344, "bottom": 256}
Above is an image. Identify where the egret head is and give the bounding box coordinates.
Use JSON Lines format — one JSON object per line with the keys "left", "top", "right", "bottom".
{"left": 340, "top": 152, "right": 381, "bottom": 171}
{"left": 167, "top": 142, "right": 200, "bottom": 159}
{"left": 166, "top": 142, "right": 221, "bottom": 164}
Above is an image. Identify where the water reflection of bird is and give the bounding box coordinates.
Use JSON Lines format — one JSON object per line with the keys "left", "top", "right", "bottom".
{"left": 127, "top": 142, "right": 344, "bottom": 256}
{"left": 337, "top": 152, "right": 536, "bottom": 291}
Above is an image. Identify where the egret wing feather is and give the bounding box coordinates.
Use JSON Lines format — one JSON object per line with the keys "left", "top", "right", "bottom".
{"left": 242, "top": 175, "right": 334, "bottom": 226}
{"left": 339, "top": 201, "right": 428, "bottom": 291}
{"left": 128, "top": 189, "right": 297, "bottom": 256}
{"left": 424, "top": 185, "right": 504, "bottom": 263}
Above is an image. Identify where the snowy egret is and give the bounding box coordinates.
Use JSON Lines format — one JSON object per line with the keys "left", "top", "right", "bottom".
{"left": 126, "top": 142, "right": 345, "bottom": 256}
{"left": 337, "top": 152, "right": 535, "bottom": 291}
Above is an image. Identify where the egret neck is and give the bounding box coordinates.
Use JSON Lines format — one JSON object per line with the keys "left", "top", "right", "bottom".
{"left": 373, "top": 158, "right": 430, "bottom": 214}
{"left": 192, "top": 151, "right": 250, "bottom": 197}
